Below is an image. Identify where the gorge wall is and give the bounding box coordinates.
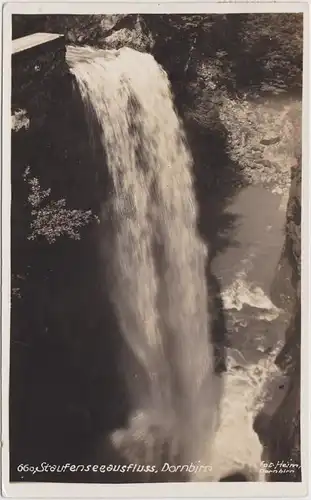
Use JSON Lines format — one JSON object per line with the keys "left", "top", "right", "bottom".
{"left": 11, "top": 33, "right": 131, "bottom": 482}
{"left": 254, "top": 157, "right": 302, "bottom": 481}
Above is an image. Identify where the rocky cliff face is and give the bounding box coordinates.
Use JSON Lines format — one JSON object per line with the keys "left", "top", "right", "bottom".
{"left": 254, "top": 157, "right": 301, "bottom": 481}
{"left": 12, "top": 34, "right": 68, "bottom": 296}
{"left": 11, "top": 34, "right": 100, "bottom": 302}
{"left": 11, "top": 34, "right": 129, "bottom": 481}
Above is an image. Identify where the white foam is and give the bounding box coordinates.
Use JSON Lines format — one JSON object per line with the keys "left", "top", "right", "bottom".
{"left": 195, "top": 343, "right": 284, "bottom": 482}
{"left": 221, "top": 273, "right": 281, "bottom": 321}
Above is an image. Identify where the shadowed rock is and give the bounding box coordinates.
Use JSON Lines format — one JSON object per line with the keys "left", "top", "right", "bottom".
{"left": 253, "top": 156, "right": 301, "bottom": 482}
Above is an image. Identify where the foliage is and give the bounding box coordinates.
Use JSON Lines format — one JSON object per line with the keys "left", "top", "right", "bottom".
{"left": 219, "top": 97, "right": 302, "bottom": 189}
{"left": 143, "top": 13, "right": 303, "bottom": 96}
{"left": 23, "top": 167, "right": 96, "bottom": 244}
{"left": 228, "top": 14, "right": 303, "bottom": 92}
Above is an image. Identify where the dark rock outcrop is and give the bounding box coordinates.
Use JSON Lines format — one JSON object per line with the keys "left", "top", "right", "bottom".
{"left": 254, "top": 156, "right": 301, "bottom": 481}
{"left": 10, "top": 33, "right": 130, "bottom": 482}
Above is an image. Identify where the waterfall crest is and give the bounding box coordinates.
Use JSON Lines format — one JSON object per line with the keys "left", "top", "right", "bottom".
{"left": 68, "top": 45, "right": 221, "bottom": 467}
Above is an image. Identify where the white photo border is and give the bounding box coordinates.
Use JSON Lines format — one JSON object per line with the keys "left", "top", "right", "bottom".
{"left": 1, "top": 2, "right": 309, "bottom": 498}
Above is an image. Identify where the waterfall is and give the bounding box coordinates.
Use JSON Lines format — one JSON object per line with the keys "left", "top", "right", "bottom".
{"left": 68, "top": 46, "right": 221, "bottom": 469}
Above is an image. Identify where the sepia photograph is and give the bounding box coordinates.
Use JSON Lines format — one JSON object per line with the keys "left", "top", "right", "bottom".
{"left": 1, "top": 2, "right": 307, "bottom": 497}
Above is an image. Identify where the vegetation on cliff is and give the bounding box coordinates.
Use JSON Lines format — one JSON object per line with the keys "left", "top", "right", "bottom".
{"left": 24, "top": 167, "right": 97, "bottom": 244}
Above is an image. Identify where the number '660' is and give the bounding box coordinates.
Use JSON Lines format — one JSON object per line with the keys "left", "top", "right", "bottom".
{"left": 17, "top": 464, "right": 35, "bottom": 473}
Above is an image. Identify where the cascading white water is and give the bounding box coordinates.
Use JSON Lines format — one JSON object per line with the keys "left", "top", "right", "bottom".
{"left": 68, "top": 46, "right": 221, "bottom": 468}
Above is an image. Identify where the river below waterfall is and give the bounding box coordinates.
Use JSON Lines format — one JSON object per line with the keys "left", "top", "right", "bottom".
{"left": 195, "top": 183, "right": 291, "bottom": 481}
